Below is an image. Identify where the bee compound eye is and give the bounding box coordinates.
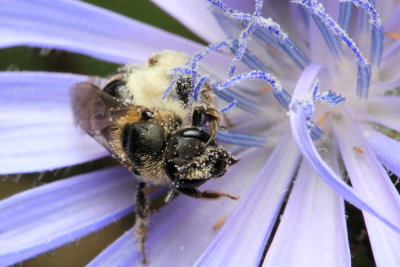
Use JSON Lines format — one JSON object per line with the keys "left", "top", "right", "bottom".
{"left": 103, "top": 79, "right": 125, "bottom": 98}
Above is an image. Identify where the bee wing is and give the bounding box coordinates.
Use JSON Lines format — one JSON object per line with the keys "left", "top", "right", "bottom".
{"left": 71, "top": 80, "right": 138, "bottom": 154}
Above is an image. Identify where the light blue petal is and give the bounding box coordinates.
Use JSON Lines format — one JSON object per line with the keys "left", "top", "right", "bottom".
{"left": 364, "top": 96, "right": 400, "bottom": 132}
{"left": 383, "top": 4, "right": 400, "bottom": 31}
{"left": 0, "top": 71, "right": 108, "bottom": 174}
{"left": 263, "top": 159, "right": 350, "bottom": 267}
{"left": 361, "top": 124, "right": 400, "bottom": 177}
{"left": 89, "top": 148, "right": 269, "bottom": 266}
{"left": 195, "top": 130, "right": 300, "bottom": 266}
{"left": 372, "top": 78, "right": 400, "bottom": 92}
{"left": 0, "top": 167, "right": 135, "bottom": 266}
{"left": 333, "top": 112, "right": 400, "bottom": 266}
{"left": 289, "top": 64, "right": 400, "bottom": 234}
{"left": 381, "top": 38, "right": 400, "bottom": 83}
{"left": 0, "top": 0, "right": 202, "bottom": 64}
{"left": 151, "top": 0, "right": 226, "bottom": 43}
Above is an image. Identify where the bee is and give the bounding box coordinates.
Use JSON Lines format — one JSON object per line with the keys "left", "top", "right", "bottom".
{"left": 71, "top": 50, "right": 238, "bottom": 263}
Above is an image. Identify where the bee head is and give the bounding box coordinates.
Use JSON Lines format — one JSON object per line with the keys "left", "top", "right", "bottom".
{"left": 164, "top": 127, "right": 237, "bottom": 187}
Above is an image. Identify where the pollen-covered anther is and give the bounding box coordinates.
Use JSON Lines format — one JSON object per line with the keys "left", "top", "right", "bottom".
{"left": 316, "top": 112, "right": 330, "bottom": 126}
{"left": 258, "top": 85, "right": 272, "bottom": 94}
{"left": 352, "top": 146, "right": 364, "bottom": 154}
{"left": 385, "top": 32, "right": 400, "bottom": 40}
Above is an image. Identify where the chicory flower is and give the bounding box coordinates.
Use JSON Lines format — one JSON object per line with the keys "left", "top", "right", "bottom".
{"left": 1, "top": 0, "right": 400, "bottom": 266}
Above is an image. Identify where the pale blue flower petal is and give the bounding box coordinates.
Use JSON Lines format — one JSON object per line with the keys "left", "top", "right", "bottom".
{"left": 372, "top": 78, "right": 400, "bottom": 92}
{"left": 263, "top": 159, "right": 350, "bottom": 267}
{"left": 361, "top": 125, "right": 400, "bottom": 177}
{"left": 382, "top": 38, "right": 400, "bottom": 82}
{"left": 0, "top": 167, "right": 135, "bottom": 266}
{"left": 0, "top": 0, "right": 202, "bottom": 64}
{"left": 223, "top": 0, "right": 257, "bottom": 12}
{"left": 289, "top": 64, "right": 400, "bottom": 234}
{"left": 378, "top": 1, "right": 400, "bottom": 29}
{"left": 151, "top": 0, "right": 226, "bottom": 43}
{"left": 333, "top": 111, "right": 400, "bottom": 266}
{"left": 194, "top": 130, "right": 300, "bottom": 266}
{"left": 365, "top": 96, "right": 400, "bottom": 132}
{"left": 339, "top": 2, "right": 353, "bottom": 33}
{"left": 0, "top": 72, "right": 107, "bottom": 174}
{"left": 383, "top": 39, "right": 400, "bottom": 64}
{"left": 89, "top": 148, "right": 268, "bottom": 266}
{"left": 352, "top": 109, "right": 400, "bottom": 134}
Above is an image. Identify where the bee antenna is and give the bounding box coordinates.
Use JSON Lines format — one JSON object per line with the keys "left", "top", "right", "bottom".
{"left": 165, "top": 175, "right": 180, "bottom": 203}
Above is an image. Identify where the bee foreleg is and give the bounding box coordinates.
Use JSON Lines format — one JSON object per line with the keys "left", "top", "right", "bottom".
{"left": 135, "top": 181, "right": 150, "bottom": 264}
{"left": 177, "top": 187, "right": 239, "bottom": 200}
{"left": 192, "top": 106, "right": 220, "bottom": 141}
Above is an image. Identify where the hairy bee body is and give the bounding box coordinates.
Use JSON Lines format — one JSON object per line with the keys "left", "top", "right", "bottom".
{"left": 71, "top": 50, "right": 235, "bottom": 186}
{"left": 71, "top": 50, "right": 238, "bottom": 263}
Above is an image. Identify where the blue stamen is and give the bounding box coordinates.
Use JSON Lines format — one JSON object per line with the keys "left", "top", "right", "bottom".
{"left": 311, "top": 14, "right": 343, "bottom": 57}
{"left": 217, "top": 70, "right": 291, "bottom": 109}
{"left": 187, "top": 41, "right": 230, "bottom": 85}
{"left": 290, "top": 80, "right": 327, "bottom": 140}
{"left": 251, "top": 24, "right": 281, "bottom": 48}
{"left": 229, "top": 22, "right": 256, "bottom": 76}
{"left": 341, "top": 0, "right": 383, "bottom": 65}
{"left": 207, "top": 0, "right": 233, "bottom": 14}
{"left": 294, "top": 0, "right": 371, "bottom": 98}
{"left": 174, "top": 49, "right": 264, "bottom": 114}
{"left": 213, "top": 87, "right": 262, "bottom": 115}
{"left": 370, "top": 24, "right": 384, "bottom": 66}
{"left": 162, "top": 79, "right": 177, "bottom": 99}
{"left": 254, "top": 0, "right": 264, "bottom": 16}
{"left": 241, "top": 18, "right": 311, "bottom": 69}
{"left": 290, "top": 100, "right": 324, "bottom": 140}
{"left": 172, "top": 66, "right": 197, "bottom": 76}
{"left": 338, "top": 1, "right": 353, "bottom": 33}
{"left": 210, "top": 0, "right": 310, "bottom": 70}
{"left": 357, "top": 63, "right": 371, "bottom": 98}
{"left": 318, "top": 90, "right": 346, "bottom": 105}
{"left": 229, "top": 38, "right": 270, "bottom": 72}
{"left": 250, "top": 16, "right": 288, "bottom": 41}
{"left": 228, "top": 0, "right": 263, "bottom": 76}
{"left": 216, "top": 130, "right": 266, "bottom": 147}
{"left": 193, "top": 76, "right": 209, "bottom": 101}
{"left": 210, "top": 8, "right": 246, "bottom": 43}
{"left": 280, "top": 37, "right": 311, "bottom": 69}
{"left": 298, "top": 5, "right": 310, "bottom": 26}
{"left": 311, "top": 80, "right": 321, "bottom": 103}
{"left": 309, "top": 121, "right": 324, "bottom": 139}
{"left": 220, "top": 99, "right": 238, "bottom": 113}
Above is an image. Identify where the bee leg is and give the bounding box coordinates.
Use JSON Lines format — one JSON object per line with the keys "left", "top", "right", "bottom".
{"left": 135, "top": 181, "right": 150, "bottom": 264}
{"left": 192, "top": 106, "right": 220, "bottom": 141}
{"left": 177, "top": 187, "right": 239, "bottom": 200}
